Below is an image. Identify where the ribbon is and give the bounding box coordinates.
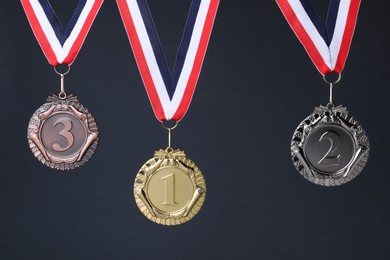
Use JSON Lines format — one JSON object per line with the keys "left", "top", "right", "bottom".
{"left": 21, "top": 0, "right": 103, "bottom": 66}
{"left": 276, "top": 0, "right": 361, "bottom": 75}
{"left": 117, "top": 0, "right": 219, "bottom": 121}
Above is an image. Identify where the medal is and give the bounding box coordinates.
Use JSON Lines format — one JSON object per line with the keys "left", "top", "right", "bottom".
{"left": 134, "top": 132, "right": 206, "bottom": 225}
{"left": 291, "top": 104, "right": 369, "bottom": 186}
{"left": 276, "top": 0, "right": 370, "bottom": 186}
{"left": 117, "top": 0, "right": 219, "bottom": 224}
{"left": 27, "top": 94, "right": 98, "bottom": 170}
{"left": 21, "top": 0, "right": 103, "bottom": 170}
{"left": 134, "top": 149, "right": 206, "bottom": 225}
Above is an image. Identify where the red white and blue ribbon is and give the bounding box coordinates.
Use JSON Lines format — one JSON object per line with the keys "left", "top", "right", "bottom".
{"left": 21, "top": 0, "right": 103, "bottom": 66}
{"left": 117, "top": 0, "right": 219, "bottom": 121}
{"left": 276, "top": 0, "right": 361, "bottom": 75}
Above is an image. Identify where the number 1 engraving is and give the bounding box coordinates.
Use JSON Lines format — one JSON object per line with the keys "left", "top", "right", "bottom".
{"left": 318, "top": 131, "right": 341, "bottom": 166}
{"left": 52, "top": 118, "right": 74, "bottom": 152}
{"left": 162, "top": 173, "right": 178, "bottom": 205}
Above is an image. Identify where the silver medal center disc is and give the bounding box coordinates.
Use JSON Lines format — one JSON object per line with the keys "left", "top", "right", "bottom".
{"left": 303, "top": 124, "right": 355, "bottom": 174}
{"left": 291, "top": 105, "right": 370, "bottom": 186}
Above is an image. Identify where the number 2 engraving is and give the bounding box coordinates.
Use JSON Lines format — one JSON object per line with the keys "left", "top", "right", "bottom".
{"left": 52, "top": 118, "right": 74, "bottom": 152}
{"left": 162, "top": 173, "right": 178, "bottom": 205}
{"left": 318, "top": 131, "right": 341, "bottom": 166}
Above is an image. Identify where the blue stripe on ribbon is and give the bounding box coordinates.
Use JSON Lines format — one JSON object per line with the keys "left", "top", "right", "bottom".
{"left": 137, "top": 0, "right": 201, "bottom": 100}
{"left": 326, "top": 0, "right": 341, "bottom": 42}
{"left": 299, "top": 0, "right": 341, "bottom": 46}
{"left": 38, "top": 0, "right": 87, "bottom": 46}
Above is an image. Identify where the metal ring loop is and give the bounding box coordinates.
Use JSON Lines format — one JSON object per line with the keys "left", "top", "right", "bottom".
{"left": 54, "top": 65, "right": 71, "bottom": 76}
{"left": 161, "top": 120, "right": 178, "bottom": 130}
{"left": 323, "top": 73, "right": 341, "bottom": 85}
{"left": 165, "top": 147, "right": 174, "bottom": 153}
{"left": 58, "top": 92, "right": 67, "bottom": 99}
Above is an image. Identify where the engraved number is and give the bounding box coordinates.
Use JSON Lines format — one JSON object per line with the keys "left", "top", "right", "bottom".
{"left": 52, "top": 118, "right": 74, "bottom": 152}
{"left": 162, "top": 173, "right": 178, "bottom": 205}
{"left": 318, "top": 131, "right": 341, "bottom": 166}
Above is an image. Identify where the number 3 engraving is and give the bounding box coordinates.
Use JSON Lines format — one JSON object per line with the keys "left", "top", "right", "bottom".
{"left": 318, "top": 131, "right": 341, "bottom": 166}
{"left": 52, "top": 118, "right": 74, "bottom": 152}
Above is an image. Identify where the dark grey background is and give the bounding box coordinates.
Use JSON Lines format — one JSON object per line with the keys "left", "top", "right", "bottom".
{"left": 1, "top": 1, "right": 389, "bottom": 259}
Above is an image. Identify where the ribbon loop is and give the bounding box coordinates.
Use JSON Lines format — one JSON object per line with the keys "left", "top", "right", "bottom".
{"left": 117, "top": 0, "right": 219, "bottom": 121}
{"left": 276, "top": 0, "right": 361, "bottom": 75}
{"left": 21, "top": 0, "right": 104, "bottom": 66}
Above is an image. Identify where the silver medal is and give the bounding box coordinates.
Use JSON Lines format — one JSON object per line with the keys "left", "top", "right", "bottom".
{"left": 291, "top": 104, "right": 369, "bottom": 186}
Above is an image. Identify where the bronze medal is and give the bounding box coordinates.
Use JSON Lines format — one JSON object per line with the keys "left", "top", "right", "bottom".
{"left": 27, "top": 94, "right": 99, "bottom": 170}
{"left": 21, "top": 0, "right": 104, "bottom": 171}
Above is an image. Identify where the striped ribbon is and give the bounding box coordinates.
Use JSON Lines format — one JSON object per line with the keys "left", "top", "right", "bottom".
{"left": 276, "top": 0, "right": 361, "bottom": 75}
{"left": 21, "top": 0, "right": 103, "bottom": 66}
{"left": 117, "top": 0, "right": 219, "bottom": 121}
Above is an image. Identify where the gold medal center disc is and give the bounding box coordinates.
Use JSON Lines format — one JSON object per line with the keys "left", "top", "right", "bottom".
{"left": 146, "top": 166, "right": 195, "bottom": 213}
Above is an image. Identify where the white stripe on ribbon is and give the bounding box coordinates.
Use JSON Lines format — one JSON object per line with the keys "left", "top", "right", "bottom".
{"left": 29, "top": 0, "right": 95, "bottom": 64}
{"left": 329, "top": 0, "right": 350, "bottom": 69}
{"left": 127, "top": 0, "right": 211, "bottom": 120}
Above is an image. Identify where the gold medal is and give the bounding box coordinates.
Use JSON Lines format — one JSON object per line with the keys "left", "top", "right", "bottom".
{"left": 134, "top": 148, "right": 206, "bottom": 226}
{"left": 134, "top": 122, "right": 206, "bottom": 225}
{"left": 118, "top": 0, "right": 219, "bottom": 224}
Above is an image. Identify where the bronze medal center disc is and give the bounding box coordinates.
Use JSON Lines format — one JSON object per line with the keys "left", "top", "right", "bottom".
{"left": 303, "top": 124, "right": 356, "bottom": 174}
{"left": 40, "top": 112, "right": 88, "bottom": 158}
{"left": 146, "top": 166, "right": 195, "bottom": 213}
